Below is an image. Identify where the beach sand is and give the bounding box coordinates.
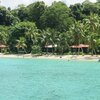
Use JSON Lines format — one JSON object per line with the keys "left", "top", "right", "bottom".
{"left": 0, "top": 53, "right": 100, "bottom": 61}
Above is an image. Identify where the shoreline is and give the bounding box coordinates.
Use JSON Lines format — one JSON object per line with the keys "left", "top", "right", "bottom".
{"left": 0, "top": 53, "right": 100, "bottom": 61}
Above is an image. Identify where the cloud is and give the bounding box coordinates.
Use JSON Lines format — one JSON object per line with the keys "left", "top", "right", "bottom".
{"left": 64, "top": 0, "right": 96, "bottom": 6}
{"left": 0, "top": 0, "right": 97, "bottom": 9}
{"left": 39, "top": 0, "right": 61, "bottom": 5}
{"left": 1, "top": 0, "right": 35, "bottom": 8}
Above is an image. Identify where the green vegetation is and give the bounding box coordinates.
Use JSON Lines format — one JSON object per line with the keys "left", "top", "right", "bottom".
{"left": 0, "top": 1, "right": 100, "bottom": 54}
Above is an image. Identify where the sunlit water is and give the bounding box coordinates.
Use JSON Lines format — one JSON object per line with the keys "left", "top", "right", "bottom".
{"left": 0, "top": 58, "right": 100, "bottom": 100}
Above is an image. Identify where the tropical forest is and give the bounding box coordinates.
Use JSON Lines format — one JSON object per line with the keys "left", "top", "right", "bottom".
{"left": 0, "top": 0, "right": 100, "bottom": 55}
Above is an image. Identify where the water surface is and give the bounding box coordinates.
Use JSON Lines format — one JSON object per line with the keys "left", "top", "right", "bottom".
{"left": 0, "top": 58, "right": 100, "bottom": 100}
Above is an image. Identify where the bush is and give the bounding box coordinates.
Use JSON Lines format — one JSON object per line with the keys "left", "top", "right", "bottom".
{"left": 31, "top": 45, "right": 42, "bottom": 54}
{"left": 1, "top": 48, "right": 9, "bottom": 54}
{"left": 65, "top": 51, "right": 72, "bottom": 55}
{"left": 79, "top": 52, "right": 84, "bottom": 56}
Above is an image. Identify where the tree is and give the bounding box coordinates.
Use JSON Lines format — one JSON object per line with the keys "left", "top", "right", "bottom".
{"left": 40, "top": 1, "right": 73, "bottom": 32}
{"left": 70, "top": 3, "right": 85, "bottom": 21}
{"left": 28, "top": 1, "right": 46, "bottom": 28}
{"left": 69, "top": 21, "right": 85, "bottom": 45}
{"left": 0, "top": 1, "right": 100, "bottom": 54}
{"left": 82, "top": 2, "right": 99, "bottom": 16}
{"left": 39, "top": 29, "right": 55, "bottom": 49}
{"left": 0, "top": 6, "right": 18, "bottom": 26}
{"left": 17, "top": 4, "right": 29, "bottom": 21}
{"left": 0, "top": 25, "right": 9, "bottom": 44}
{"left": 83, "top": 13, "right": 100, "bottom": 54}
{"left": 39, "top": 28, "right": 59, "bottom": 53}
{"left": 8, "top": 21, "right": 38, "bottom": 53}
{"left": 96, "top": 0, "right": 100, "bottom": 2}
{"left": 16, "top": 37, "right": 27, "bottom": 53}
{"left": 56, "top": 32, "right": 70, "bottom": 54}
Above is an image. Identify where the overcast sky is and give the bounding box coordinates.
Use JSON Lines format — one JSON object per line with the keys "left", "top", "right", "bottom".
{"left": 0, "top": 0, "right": 96, "bottom": 9}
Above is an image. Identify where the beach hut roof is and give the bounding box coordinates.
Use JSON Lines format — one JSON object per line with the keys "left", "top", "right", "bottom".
{"left": 0, "top": 44, "right": 7, "bottom": 48}
{"left": 78, "top": 44, "right": 89, "bottom": 48}
{"left": 45, "top": 44, "right": 57, "bottom": 48}
{"left": 70, "top": 44, "right": 89, "bottom": 48}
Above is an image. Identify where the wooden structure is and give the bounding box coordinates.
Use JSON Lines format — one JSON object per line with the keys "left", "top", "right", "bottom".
{"left": 45, "top": 44, "right": 57, "bottom": 48}
{"left": 0, "top": 44, "right": 7, "bottom": 48}
{"left": 70, "top": 44, "right": 89, "bottom": 54}
{"left": 70, "top": 44, "right": 89, "bottom": 49}
{"left": 44, "top": 44, "right": 57, "bottom": 53}
{"left": 0, "top": 44, "right": 7, "bottom": 53}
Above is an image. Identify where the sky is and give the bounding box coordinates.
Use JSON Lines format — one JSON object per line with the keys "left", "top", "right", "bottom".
{"left": 0, "top": 0, "right": 96, "bottom": 9}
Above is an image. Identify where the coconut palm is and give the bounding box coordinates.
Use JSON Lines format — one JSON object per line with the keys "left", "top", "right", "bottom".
{"left": 16, "top": 37, "right": 27, "bottom": 53}
{"left": 0, "top": 26, "right": 9, "bottom": 45}
{"left": 25, "top": 27, "right": 39, "bottom": 45}
{"left": 83, "top": 13, "right": 100, "bottom": 54}
{"left": 56, "top": 31, "right": 70, "bottom": 54}
{"left": 69, "top": 21, "right": 86, "bottom": 54}
{"left": 73, "top": 21, "right": 85, "bottom": 45}
{"left": 39, "top": 29, "right": 56, "bottom": 53}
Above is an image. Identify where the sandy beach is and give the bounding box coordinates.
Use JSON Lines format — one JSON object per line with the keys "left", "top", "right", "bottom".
{"left": 0, "top": 53, "right": 100, "bottom": 61}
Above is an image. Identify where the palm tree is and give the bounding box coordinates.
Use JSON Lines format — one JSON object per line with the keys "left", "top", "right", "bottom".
{"left": 39, "top": 29, "right": 55, "bottom": 54}
{"left": 16, "top": 37, "right": 27, "bottom": 53}
{"left": 69, "top": 21, "right": 85, "bottom": 54}
{"left": 0, "top": 27, "right": 9, "bottom": 45}
{"left": 83, "top": 13, "right": 100, "bottom": 55}
{"left": 25, "top": 27, "right": 39, "bottom": 45}
{"left": 73, "top": 21, "right": 85, "bottom": 45}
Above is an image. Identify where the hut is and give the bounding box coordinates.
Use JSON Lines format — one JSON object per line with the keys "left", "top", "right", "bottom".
{"left": 0, "top": 44, "right": 7, "bottom": 53}
{"left": 70, "top": 44, "right": 89, "bottom": 54}
{"left": 44, "top": 44, "right": 57, "bottom": 53}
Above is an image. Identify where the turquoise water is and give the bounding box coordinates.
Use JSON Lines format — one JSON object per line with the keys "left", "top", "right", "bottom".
{"left": 0, "top": 58, "right": 100, "bottom": 100}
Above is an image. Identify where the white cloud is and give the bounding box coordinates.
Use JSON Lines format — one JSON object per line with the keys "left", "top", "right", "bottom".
{"left": 64, "top": 0, "right": 96, "bottom": 6}
{"left": 1, "top": 0, "right": 35, "bottom": 8}
{"left": 39, "top": 0, "right": 61, "bottom": 5}
{"left": 0, "top": 0, "right": 97, "bottom": 9}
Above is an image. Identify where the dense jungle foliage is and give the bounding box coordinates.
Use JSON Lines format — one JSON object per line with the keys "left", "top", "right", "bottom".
{"left": 0, "top": 0, "right": 100, "bottom": 54}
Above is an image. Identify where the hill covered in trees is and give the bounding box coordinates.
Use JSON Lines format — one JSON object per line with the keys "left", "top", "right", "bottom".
{"left": 0, "top": 0, "right": 100, "bottom": 54}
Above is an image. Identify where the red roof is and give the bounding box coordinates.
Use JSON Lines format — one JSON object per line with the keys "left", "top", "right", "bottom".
{"left": 70, "top": 44, "right": 89, "bottom": 48}
{"left": 79, "top": 44, "right": 89, "bottom": 48}
{"left": 0, "top": 45, "right": 7, "bottom": 48}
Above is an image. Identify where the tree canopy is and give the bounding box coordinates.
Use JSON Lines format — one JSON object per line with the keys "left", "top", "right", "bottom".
{"left": 0, "top": 1, "right": 100, "bottom": 54}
